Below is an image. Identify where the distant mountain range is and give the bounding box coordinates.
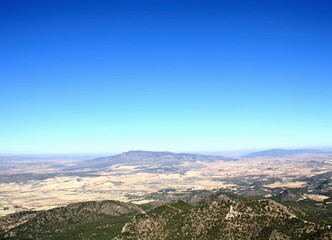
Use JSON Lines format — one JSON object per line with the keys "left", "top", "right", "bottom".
{"left": 67, "top": 150, "right": 237, "bottom": 170}
{"left": 242, "top": 148, "right": 328, "bottom": 158}
{"left": 65, "top": 149, "right": 332, "bottom": 170}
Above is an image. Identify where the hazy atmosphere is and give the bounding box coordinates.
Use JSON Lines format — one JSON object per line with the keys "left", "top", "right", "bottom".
{"left": 1, "top": 0, "right": 331, "bottom": 153}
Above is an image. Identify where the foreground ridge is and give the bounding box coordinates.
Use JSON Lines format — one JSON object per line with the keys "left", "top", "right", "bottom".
{"left": 2, "top": 193, "right": 331, "bottom": 240}
{"left": 116, "top": 195, "right": 332, "bottom": 240}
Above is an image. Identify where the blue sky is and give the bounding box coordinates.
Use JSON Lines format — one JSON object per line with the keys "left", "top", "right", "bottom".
{"left": 1, "top": 0, "right": 331, "bottom": 154}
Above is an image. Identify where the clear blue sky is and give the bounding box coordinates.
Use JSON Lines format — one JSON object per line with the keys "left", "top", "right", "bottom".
{"left": 1, "top": 0, "right": 331, "bottom": 154}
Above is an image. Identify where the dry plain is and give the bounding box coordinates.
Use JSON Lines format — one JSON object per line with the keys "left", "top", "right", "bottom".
{"left": 1, "top": 153, "right": 332, "bottom": 217}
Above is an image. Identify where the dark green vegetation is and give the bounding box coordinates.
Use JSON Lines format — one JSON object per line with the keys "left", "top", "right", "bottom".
{"left": 220, "top": 171, "right": 332, "bottom": 203}
{"left": 0, "top": 200, "right": 142, "bottom": 240}
{"left": 116, "top": 193, "right": 331, "bottom": 240}
{"left": 302, "top": 171, "right": 332, "bottom": 198}
{"left": 267, "top": 171, "right": 332, "bottom": 224}
{"left": 1, "top": 193, "right": 331, "bottom": 240}
{"left": 5, "top": 215, "right": 132, "bottom": 240}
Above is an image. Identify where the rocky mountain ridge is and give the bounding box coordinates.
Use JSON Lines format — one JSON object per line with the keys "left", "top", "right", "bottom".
{"left": 1, "top": 193, "right": 331, "bottom": 240}
{"left": 116, "top": 195, "right": 331, "bottom": 240}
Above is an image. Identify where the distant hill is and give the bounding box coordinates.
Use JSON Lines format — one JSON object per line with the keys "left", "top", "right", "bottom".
{"left": 67, "top": 150, "right": 237, "bottom": 170}
{"left": 242, "top": 148, "right": 325, "bottom": 158}
{"left": 300, "top": 170, "right": 332, "bottom": 198}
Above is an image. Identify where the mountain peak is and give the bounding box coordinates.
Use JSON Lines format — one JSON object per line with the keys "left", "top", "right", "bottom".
{"left": 67, "top": 151, "right": 236, "bottom": 170}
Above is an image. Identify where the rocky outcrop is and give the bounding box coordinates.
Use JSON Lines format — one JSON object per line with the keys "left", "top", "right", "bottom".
{"left": 116, "top": 196, "right": 331, "bottom": 240}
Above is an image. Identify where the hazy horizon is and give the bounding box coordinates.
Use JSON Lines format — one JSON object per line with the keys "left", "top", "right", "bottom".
{"left": 1, "top": 146, "right": 332, "bottom": 157}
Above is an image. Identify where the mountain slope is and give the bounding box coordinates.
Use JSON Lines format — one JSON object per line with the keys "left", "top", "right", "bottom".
{"left": 1, "top": 200, "right": 143, "bottom": 240}
{"left": 68, "top": 150, "right": 236, "bottom": 170}
{"left": 304, "top": 171, "right": 332, "bottom": 197}
{"left": 242, "top": 149, "right": 324, "bottom": 158}
{"left": 116, "top": 195, "right": 331, "bottom": 240}
{"left": 1, "top": 194, "right": 331, "bottom": 240}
